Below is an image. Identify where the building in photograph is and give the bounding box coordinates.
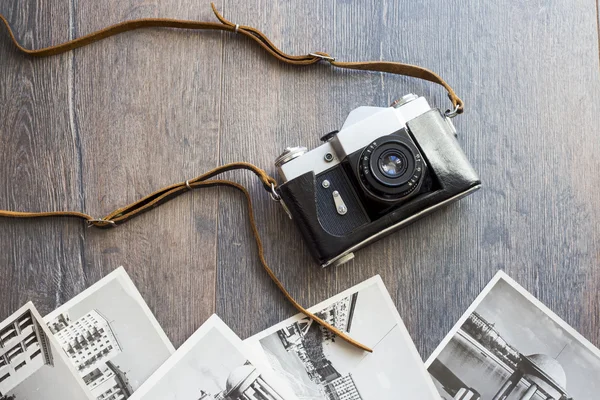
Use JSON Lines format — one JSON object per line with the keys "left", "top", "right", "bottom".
{"left": 275, "top": 309, "right": 364, "bottom": 396}
{"left": 492, "top": 353, "right": 569, "bottom": 400}
{"left": 0, "top": 309, "right": 53, "bottom": 395}
{"left": 269, "top": 295, "right": 365, "bottom": 399}
{"left": 432, "top": 315, "right": 573, "bottom": 400}
{"left": 462, "top": 312, "right": 521, "bottom": 367}
{"left": 48, "top": 313, "right": 71, "bottom": 335}
{"left": 323, "top": 374, "right": 363, "bottom": 400}
{"left": 318, "top": 294, "right": 359, "bottom": 342}
{"left": 84, "top": 361, "right": 133, "bottom": 400}
{"left": 223, "top": 364, "right": 284, "bottom": 400}
{"left": 53, "top": 310, "right": 122, "bottom": 375}
{"left": 277, "top": 319, "right": 313, "bottom": 351}
{"left": 315, "top": 361, "right": 341, "bottom": 383}
{"left": 279, "top": 294, "right": 359, "bottom": 354}
{"left": 51, "top": 310, "right": 132, "bottom": 399}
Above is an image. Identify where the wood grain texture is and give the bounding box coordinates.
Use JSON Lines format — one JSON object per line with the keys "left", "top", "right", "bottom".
{"left": 69, "top": 0, "right": 223, "bottom": 346}
{"left": 216, "top": 0, "right": 600, "bottom": 359}
{"left": 0, "top": 1, "right": 86, "bottom": 318}
{"left": 0, "top": 0, "right": 599, "bottom": 363}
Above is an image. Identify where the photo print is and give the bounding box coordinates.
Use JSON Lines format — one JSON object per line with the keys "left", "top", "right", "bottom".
{"left": 43, "top": 267, "right": 175, "bottom": 400}
{"left": 130, "top": 314, "right": 298, "bottom": 400}
{"left": 245, "top": 275, "right": 440, "bottom": 399}
{"left": 0, "top": 302, "right": 93, "bottom": 400}
{"left": 426, "top": 271, "right": 600, "bottom": 400}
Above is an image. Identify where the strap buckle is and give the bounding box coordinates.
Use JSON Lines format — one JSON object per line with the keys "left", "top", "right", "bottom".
{"left": 309, "top": 53, "right": 336, "bottom": 62}
{"left": 87, "top": 219, "right": 116, "bottom": 228}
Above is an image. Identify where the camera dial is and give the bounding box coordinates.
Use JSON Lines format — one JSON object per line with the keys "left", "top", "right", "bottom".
{"left": 390, "top": 93, "right": 419, "bottom": 108}
{"left": 274, "top": 146, "right": 308, "bottom": 168}
{"left": 358, "top": 134, "right": 424, "bottom": 202}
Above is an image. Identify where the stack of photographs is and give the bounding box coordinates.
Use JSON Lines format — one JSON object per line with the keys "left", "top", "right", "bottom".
{"left": 0, "top": 303, "right": 92, "bottom": 399}
{"left": 1, "top": 268, "right": 599, "bottom": 400}
{"left": 129, "top": 315, "right": 298, "bottom": 400}
{"left": 0, "top": 267, "right": 175, "bottom": 400}
{"left": 130, "top": 275, "right": 440, "bottom": 400}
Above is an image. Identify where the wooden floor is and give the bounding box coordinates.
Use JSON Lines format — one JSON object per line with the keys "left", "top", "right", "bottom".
{"left": 1, "top": 0, "right": 599, "bottom": 360}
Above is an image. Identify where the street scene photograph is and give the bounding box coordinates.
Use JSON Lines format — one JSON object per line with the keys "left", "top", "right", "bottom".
{"left": 130, "top": 314, "right": 296, "bottom": 400}
{"left": 246, "top": 276, "right": 439, "bottom": 399}
{"left": 0, "top": 303, "right": 92, "bottom": 400}
{"left": 43, "top": 267, "right": 175, "bottom": 400}
{"left": 426, "top": 272, "right": 600, "bottom": 400}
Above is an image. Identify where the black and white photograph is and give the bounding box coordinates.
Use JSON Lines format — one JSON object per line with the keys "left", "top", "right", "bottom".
{"left": 245, "top": 275, "right": 440, "bottom": 400}
{"left": 0, "top": 302, "right": 93, "bottom": 400}
{"left": 43, "top": 267, "right": 175, "bottom": 400}
{"left": 425, "top": 271, "right": 600, "bottom": 400}
{"left": 130, "top": 314, "right": 298, "bottom": 400}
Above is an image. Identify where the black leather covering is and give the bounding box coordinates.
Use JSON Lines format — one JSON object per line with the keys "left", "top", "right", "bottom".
{"left": 315, "top": 166, "right": 370, "bottom": 236}
{"left": 278, "top": 109, "right": 481, "bottom": 266}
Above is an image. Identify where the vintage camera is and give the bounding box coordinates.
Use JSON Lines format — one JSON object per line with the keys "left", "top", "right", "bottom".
{"left": 273, "top": 94, "right": 481, "bottom": 267}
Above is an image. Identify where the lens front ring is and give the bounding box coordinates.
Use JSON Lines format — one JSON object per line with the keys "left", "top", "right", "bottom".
{"left": 358, "top": 135, "right": 425, "bottom": 202}
{"left": 369, "top": 141, "right": 416, "bottom": 187}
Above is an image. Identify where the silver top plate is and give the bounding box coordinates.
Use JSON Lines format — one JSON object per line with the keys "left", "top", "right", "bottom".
{"left": 277, "top": 96, "right": 431, "bottom": 183}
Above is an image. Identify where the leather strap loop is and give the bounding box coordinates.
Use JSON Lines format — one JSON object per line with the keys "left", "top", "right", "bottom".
{"left": 331, "top": 60, "right": 464, "bottom": 113}
{"left": 0, "top": 3, "right": 463, "bottom": 113}
{"left": 0, "top": 163, "right": 372, "bottom": 352}
{"left": 0, "top": 162, "right": 276, "bottom": 228}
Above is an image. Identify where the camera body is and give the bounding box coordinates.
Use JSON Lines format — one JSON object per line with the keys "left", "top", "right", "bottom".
{"left": 274, "top": 94, "right": 481, "bottom": 267}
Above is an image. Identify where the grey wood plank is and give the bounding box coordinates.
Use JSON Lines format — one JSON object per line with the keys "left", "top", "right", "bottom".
{"left": 217, "top": 0, "right": 600, "bottom": 363}
{"left": 216, "top": 0, "right": 349, "bottom": 335}
{"left": 0, "top": 1, "right": 86, "bottom": 318}
{"left": 1, "top": 0, "right": 599, "bottom": 366}
{"left": 69, "top": 1, "right": 225, "bottom": 347}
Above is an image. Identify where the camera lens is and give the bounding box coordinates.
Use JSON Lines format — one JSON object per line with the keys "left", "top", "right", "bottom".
{"left": 378, "top": 151, "right": 408, "bottom": 178}
{"left": 358, "top": 133, "right": 425, "bottom": 202}
{"left": 370, "top": 142, "right": 415, "bottom": 187}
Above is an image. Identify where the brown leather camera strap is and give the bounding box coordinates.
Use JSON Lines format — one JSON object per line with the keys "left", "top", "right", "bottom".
{"left": 0, "top": 3, "right": 463, "bottom": 113}
{"left": 0, "top": 162, "right": 275, "bottom": 227}
{"left": 0, "top": 3, "right": 465, "bottom": 353}
{"left": 0, "top": 162, "right": 372, "bottom": 353}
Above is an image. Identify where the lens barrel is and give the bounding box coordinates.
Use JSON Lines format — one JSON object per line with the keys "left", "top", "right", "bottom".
{"left": 358, "top": 134, "right": 425, "bottom": 202}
